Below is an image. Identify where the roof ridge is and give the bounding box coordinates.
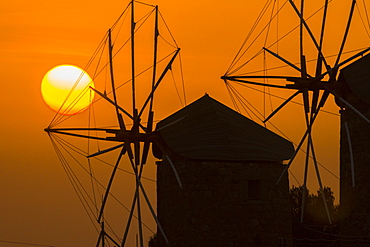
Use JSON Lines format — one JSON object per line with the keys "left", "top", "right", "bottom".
{"left": 155, "top": 94, "right": 295, "bottom": 162}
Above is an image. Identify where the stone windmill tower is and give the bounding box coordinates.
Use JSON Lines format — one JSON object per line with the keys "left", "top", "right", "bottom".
{"left": 338, "top": 53, "right": 370, "bottom": 239}
{"left": 153, "top": 94, "right": 295, "bottom": 247}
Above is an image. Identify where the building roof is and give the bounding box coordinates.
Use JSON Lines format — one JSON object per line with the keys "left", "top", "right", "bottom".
{"left": 154, "top": 94, "right": 294, "bottom": 162}
{"left": 340, "top": 53, "right": 370, "bottom": 104}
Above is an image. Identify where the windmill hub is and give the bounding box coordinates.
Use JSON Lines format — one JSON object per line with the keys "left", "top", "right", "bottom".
{"left": 106, "top": 129, "right": 157, "bottom": 143}
{"left": 43, "top": 127, "right": 158, "bottom": 144}
{"left": 286, "top": 78, "right": 335, "bottom": 91}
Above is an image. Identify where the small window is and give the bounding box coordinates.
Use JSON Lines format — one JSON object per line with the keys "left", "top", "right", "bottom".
{"left": 248, "top": 180, "right": 261, "bottom": 200}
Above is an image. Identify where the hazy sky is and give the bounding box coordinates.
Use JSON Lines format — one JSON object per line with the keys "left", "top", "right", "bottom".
{"left": 1, "top": 0, "right": 369, "bottom": 246}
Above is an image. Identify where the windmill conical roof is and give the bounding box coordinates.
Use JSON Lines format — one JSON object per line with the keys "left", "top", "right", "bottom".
{"left": 155, "top": 94, "right": 294, "bottom": 162}
{"left": 340, "top": 53, "right": 370, "bottom": 104}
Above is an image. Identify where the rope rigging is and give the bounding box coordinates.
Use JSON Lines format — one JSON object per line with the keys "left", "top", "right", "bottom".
{"left": 48, "top": 1, "right": 182, "bottom": 128}
{"left": 226, "top": 0, "right": 290, "bottom": 76}
{"left": 48, "top": 132, "right": 157, "bottom": 239}
{"left": 48, "top": 41, "right": 181, "bottom": 128}
{"left": 226, "top": 0, "right": 279, "bottom": 74}
{"left": 225, "top": 80, "right": 340, "bottom": 188}
{"left": 226, "top": 0, "right": 336, "bottom": 77}
{"left": 0, "top": 240, "right": 56, "bottom": 247}
{"left": 357, "top": 0, "right": 370, "bottom": 38}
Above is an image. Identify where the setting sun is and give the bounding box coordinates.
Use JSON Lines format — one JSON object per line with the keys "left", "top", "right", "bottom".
{"left": 41, "top": 65, "right": 95, "bottom": 115}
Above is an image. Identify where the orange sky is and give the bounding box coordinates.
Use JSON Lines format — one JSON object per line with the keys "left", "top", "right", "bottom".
{"left": 1, "top": 0, "right": 369, "bottom": 246}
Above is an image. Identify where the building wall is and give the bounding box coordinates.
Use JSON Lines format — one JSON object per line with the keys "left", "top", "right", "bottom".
{"left": 340, "top": 94, "right": 370, "bottom": 238}
{"left": 156, "top": 159, "right": 292, "bottom": 247}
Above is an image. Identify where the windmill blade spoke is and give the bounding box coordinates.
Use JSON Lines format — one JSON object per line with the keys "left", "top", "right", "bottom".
{"left": 315, "top": 55, "right": 323, "bottom": 78}
{"left": 133, "top": 110, "right": 142, "bottom": 168}
{"left": 288, "top": 0, "right": 330, "bottom": 72}
{"left": 125, "top": 143, "right": 145, "bottom": 247}
{"left": 118, "top": 113, "right": 126, "bottom": 131}
{"left": 95, "top": 232, "right": 102, "bottom": 247}
{"left": 308, "top": 134, "right": 333, "bottom": 225}
{"left": 277, "top": 142, "right": 303, "bottom": 185}
{"left": 108, "top": 29, "right": 127, "bottom": 132}
{"left": 141, "top": 111, "right": 154, "bottom": 166}
{"left": 97, "top": 220, "right": 121, "bottom": 247}
{"left": 324, "top": 86, "right": 370, "bottom": 123}
{"left": 299, "top": 0, "right": 305, "bottom": 77}
{"left": 310, "top": 90, "right": 320, "bottom": 115}
{"left": 45, "top": 128, "right": 113, "bottom": 142}
{"left": 134, "top": 141, "right": 141, "bottom": 167}
{"left": 121, "top": 150, "right": 146, "bottom": 247}
{"left": 98, "top": 147, "right": 125, "bottom": 223}
{"left": 126, "top": 154, "right": 170, "bottom": 245}
{"left": 136, "top": 174, "right": 170, "bottom": 245}
{"left": 321, "top": 47, "right": 370, "bottom": 78}
{"left": 153, "top": 139, "right": 183, "bottom": 188}
{"left": 300, "top": 91, "right": 332, "bottom": 225}
{"left": 263, "top": 47, "right": 312, "bottom": 78}
{"left": 302, "top": 89, "right": 310, "bottom": 113}
{"left": 104, "top": 231, "right": 121, "bottom": 247}
{"left": 263, "top": 91, "right": 300, "bottom": 123}
{"left": 223, "top": 75, "right": 298, "bottom": 80}
{"left": 277, "top": 110, "right": 320, "bottom": 185}
{"left": 315, "top": 0, "right": 328, "bottom": 77}
{"left": 338, "top": 47, "right": 370, "bottom": 66}
{"left": 300, "top": 137, "right": 311, "bottom": 223}
{"left": 300, "top": 55, "right": 308, "bottom": 79}
{"left": 136, "top": 188, "right": 144, "bottom": 247}
{"left": 87, "top": 143, "right": 125, "bottom": 158}
{"left": 148, "top": 6, "right": 159, "bottom": 114}
{"left": 146, "top": 111, "right": 154, "bottom": 133}
{"left": 300, "top": 185, "right": 308, "bottom": 223}
{"left": 301, "top": 101, "right": 312, "bottom": 223}
{"left": 127, "top": 143, "right": 134, "bottom": 160}
{"left": 130, "top": 1, "right": 137, "bottom": 114}
{"left": 221, "top": 76, "right": 293, "bottom": 90}
{"left": 121, "top": 186, "right": 138, "bottom": 247}
{"left": 141, "top": 142, "right": 151, "bottom": 166}
{"left": 334, "top": 0, "right": 356, "bottom": 68}
{"left": 156, "top": 116, "right": 187, "bottom": 131}
{"left": 90, "top": 87, "right": 132, "bottom": 119}
{"left": 138, "top": 48, "right": 181, "bottom": 118}
{"left": 89, "top": 86, "right": 148, "bottom": 132}
{"left": 165, "top": 155, "right": 183, "bottom": 188}
{"left": 318, "top": 0, "right": 329, "bottom": 48}
{"left": 317, "top": 90, "right": 330, "bottom": 109}
{"left": 344, "top": 122, "right": 356, "bottom": 188}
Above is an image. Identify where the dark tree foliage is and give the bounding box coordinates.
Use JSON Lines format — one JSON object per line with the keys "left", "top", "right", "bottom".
{"left": 290, "top": 185, "right": 340, "bottom": 246}
{"left": 148, "top": 233, "right": 158, "bottom": 247}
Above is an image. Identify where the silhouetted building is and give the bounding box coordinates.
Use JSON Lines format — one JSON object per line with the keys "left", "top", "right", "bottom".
{"left": 339, "top": 53, "right": 370, "bottom": 243}
{"left": 154, "top": 94, "right": 294, "bottom": 247}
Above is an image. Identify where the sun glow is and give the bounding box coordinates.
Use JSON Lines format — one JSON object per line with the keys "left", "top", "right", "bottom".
{"left": 41, "top": 65, "right": 95, "bottom": 115}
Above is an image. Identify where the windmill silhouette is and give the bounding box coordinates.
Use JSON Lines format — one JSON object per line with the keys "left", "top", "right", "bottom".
{"left": 222, "top": 0, "right": 370, "bottom": 225}
{"left": 338, "top": 53, "right": 370, "bottom": 238}
{"left": 44, "top": 1, "right": 184, "bottom": 246}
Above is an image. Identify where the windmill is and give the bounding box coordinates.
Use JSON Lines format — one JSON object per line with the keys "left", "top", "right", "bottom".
{"left": 44, "top": 1, "right": 184, "bottom": 246}
{"left": 338, "top": 53, "right": 370, "bottom": 238}
{"left": 221, "top": 0, "right": 370, "bottom": 226}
